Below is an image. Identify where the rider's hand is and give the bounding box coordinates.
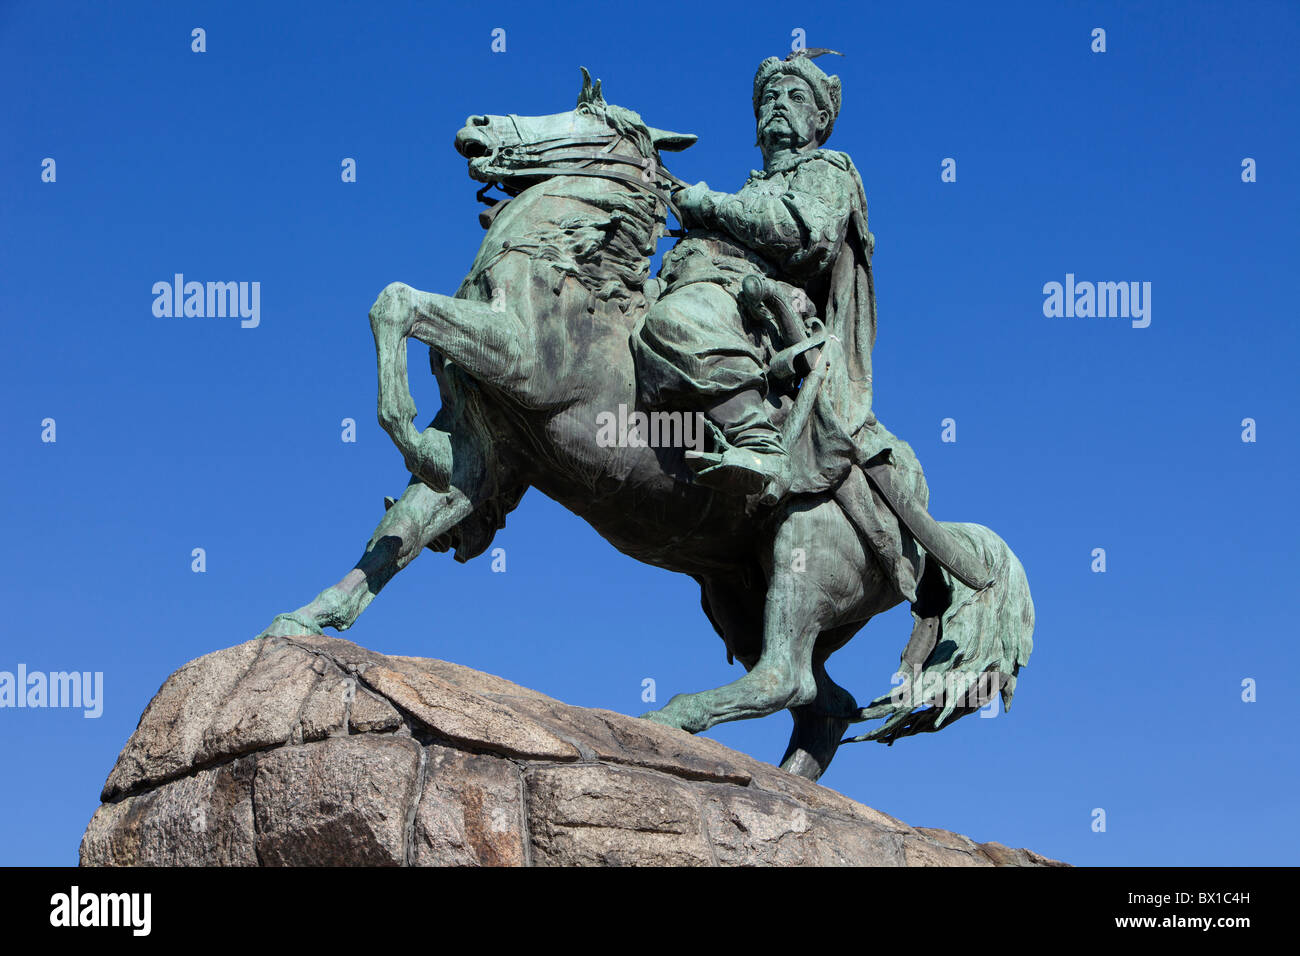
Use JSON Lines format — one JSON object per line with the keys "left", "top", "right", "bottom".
{"left": 675, "top": 181, "right": 714, "bottom": 229}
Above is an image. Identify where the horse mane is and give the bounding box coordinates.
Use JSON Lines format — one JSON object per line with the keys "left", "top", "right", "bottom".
{"left": 546, "top": 100, "right": 667, "bottom": 313}
{"left": 604, "top": 105, "right": 657, "bottom": 162}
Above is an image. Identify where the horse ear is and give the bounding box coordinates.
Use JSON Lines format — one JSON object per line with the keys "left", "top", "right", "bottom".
{"left": 577, "top": 66, "right": 605, "bottom": 107}
{"left": 647, "top": 126, "right": 698, "bottom": 152}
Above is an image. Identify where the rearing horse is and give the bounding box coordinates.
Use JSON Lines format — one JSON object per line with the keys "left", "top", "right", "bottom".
{"left": 261, "top": 71, "right": 1035, "bottom": 782}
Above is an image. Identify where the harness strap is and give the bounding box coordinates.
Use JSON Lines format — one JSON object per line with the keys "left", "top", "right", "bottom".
{"left": 482, "top": 123, "right": 687, "bottom": 228}
{"left": 489, "top": 165, "right": 682, "bottom": 224}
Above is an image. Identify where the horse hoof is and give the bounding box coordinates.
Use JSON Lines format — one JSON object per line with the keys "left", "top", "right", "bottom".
{"left": 259, "top": 612, "right": 324, "bottom": 640}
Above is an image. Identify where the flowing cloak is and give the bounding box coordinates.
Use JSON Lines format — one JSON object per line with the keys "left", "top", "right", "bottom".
{"left": 781, "top": 152, "right": 932, "bottom": 601}
{"left": 778, "top": 153, "right": 929, "bottom": 535}
{"left": 785, "top": 149, "right": 880, "bottom": 493}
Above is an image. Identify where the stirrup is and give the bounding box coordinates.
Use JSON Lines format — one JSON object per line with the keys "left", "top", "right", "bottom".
{"left": 686, "top": 447, "right": 788, "bottom": 500}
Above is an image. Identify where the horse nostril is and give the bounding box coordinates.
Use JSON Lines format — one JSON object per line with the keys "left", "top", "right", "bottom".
{"left": 455, "top": 124, "right": 491, "bottom": 158}
{"left": 470, "top": 115, "right": 490, "bottom": 127}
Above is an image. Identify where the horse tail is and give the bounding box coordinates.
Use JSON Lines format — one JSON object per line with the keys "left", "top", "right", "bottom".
{"left": 845, "top": 522, "right": 1035, "bottom": 745}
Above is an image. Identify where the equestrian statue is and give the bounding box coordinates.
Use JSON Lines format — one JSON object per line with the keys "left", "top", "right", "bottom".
{"left": 259, "top": 54, "right": 1035, "bottom": 782}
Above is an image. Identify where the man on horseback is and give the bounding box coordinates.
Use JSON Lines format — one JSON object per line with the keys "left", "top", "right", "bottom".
{"left": 633, "top": 50, "right": 879, "bottom": 504}
{"left": 261, "top": 63, "right": 1031, "bottom": 782}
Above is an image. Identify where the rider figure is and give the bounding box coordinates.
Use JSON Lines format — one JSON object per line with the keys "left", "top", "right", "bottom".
{"left": 633, "top": 51, "right": 876, "bottom": 502}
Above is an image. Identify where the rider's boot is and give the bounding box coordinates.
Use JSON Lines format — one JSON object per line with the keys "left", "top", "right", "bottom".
{"left": 685, "top": 389, "right": 792, "bottom": 505}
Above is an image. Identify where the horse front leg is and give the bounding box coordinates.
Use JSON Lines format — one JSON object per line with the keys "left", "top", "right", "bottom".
{"left": 263, "top": 462, "right": 533, "bottom": 646}
{"left": 261, "top": 475, "right": 479, "bottom": 638}
{"left": 369, "top": 281, "right": 535, "bottom": 489}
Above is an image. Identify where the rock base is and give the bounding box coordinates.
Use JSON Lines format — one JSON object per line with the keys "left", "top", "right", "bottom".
{"left": 81, "top": 634, "right": 1065, "bottom": 867}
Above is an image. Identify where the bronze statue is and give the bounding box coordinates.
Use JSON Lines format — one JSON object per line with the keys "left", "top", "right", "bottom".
{"left": 260, "top": 59, "right": 1034, "bottom": 782}
{"left": 634, "top": 52, "right": 872, "bottom": 504}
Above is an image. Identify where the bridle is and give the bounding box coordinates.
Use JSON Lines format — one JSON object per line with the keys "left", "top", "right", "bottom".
{"left": 472, "top": 115, "right": 687, "bottom": 231}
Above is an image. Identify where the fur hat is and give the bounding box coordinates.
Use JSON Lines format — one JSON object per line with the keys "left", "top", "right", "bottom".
{"left": 752, "top": 50, "right": 843, "bottom": 144}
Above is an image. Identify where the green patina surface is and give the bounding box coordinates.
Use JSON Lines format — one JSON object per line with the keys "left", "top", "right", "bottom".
{"left": 261, "top": 55, "right": 1034, "bottom": 783}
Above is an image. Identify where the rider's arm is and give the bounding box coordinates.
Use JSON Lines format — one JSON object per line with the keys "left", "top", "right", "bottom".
{"left": 695, "top": 158, "right": 854, "bottom": 277}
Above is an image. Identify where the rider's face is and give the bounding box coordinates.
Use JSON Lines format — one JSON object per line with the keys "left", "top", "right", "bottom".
{"left": 757, "top": 75, "right": 827, "bottom": 154}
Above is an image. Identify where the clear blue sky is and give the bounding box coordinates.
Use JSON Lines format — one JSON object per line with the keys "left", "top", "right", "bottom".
{"left": 2, "top": 0, "right": 1296, "bottom": 866}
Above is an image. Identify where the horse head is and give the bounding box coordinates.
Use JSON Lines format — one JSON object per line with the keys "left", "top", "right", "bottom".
{"left": 453, "top": 67, "right": 696, "bottom": 207}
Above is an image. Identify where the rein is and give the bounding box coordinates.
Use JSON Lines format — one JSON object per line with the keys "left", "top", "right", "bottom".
{"left": 473, "top": 120, "right": 686, "bottom": 231}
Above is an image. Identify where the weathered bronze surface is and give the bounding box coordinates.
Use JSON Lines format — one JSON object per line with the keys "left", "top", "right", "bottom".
{"left": 261, "top": 57, "right": 1034, "bottom": 782}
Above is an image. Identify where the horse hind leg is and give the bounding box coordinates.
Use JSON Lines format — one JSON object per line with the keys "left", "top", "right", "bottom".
{"left": 641, "top": 501, "right": 854, "bottom": 735}
{"left": 780, "top": 643, "right": 860, "bottom": 782}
